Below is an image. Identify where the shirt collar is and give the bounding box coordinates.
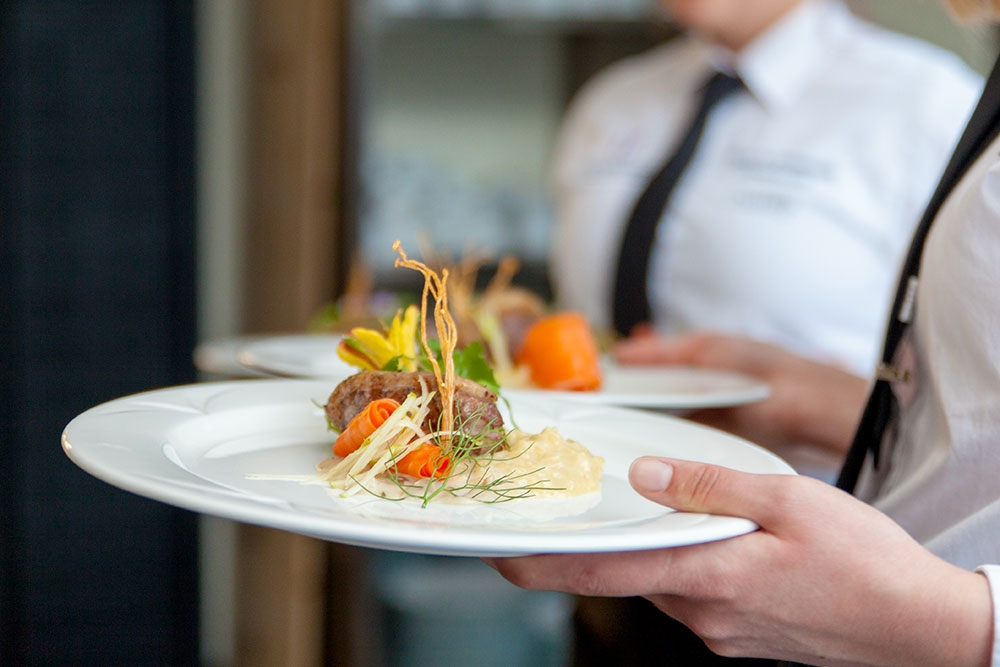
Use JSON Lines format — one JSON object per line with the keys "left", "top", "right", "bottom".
{"left": 703, "top": 0, "right": 856, "bottom": 110}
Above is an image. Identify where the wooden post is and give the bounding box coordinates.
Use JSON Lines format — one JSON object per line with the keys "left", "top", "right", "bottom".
{"left": 242, "top": 0, "right": 345, "bottom": 333}
{"left": 234, "top": 1, "right": 348, "bottom": 665}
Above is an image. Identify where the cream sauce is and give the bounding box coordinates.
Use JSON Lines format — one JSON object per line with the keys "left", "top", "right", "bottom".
{"left": 485, "top": 427, "right": 604, "bottom": 497}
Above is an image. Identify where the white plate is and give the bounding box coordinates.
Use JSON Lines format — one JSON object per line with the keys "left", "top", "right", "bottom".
{"left": 237, "top": 334, "right": 354, "bottom": 378}
{"left": 508, "top": 365, "right": 770, "bottom": 409}
{"left": 236, "top": 334, "right": 770, "bottom": 409}
{"left": 62, "top": 380, "right": 793, "bottom": 557}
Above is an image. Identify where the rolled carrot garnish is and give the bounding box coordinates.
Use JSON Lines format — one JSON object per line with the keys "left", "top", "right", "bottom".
{"left": 395, "top": 444, "right": 452, "bottom": 479}
{"left": 333, "top": 398, "right": 401, "bottom": 457}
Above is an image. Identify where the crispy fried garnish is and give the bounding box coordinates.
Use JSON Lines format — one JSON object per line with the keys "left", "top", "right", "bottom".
{"left": 393, "top": 241, "right": 459, "bottom": 443}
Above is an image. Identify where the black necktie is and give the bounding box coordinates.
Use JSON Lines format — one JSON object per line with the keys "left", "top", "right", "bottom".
{"left": 612, "top": 71, "right": 745, "bottom": 337}
{"left": 836, "top": 54, "right": 1000, "bottom": 493}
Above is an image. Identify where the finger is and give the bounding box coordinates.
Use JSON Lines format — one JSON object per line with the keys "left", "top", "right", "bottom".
{"left": 629, "top": 457, "right": 802, "bottom": 528}
{"left": 483, "top": 548, "right": 690, "bottom": 598}
{"left": 613, "top": 333, "right": 705, "bottom": 365}
{"left": 629, "top": 322, "right": 657, "bottom": 339}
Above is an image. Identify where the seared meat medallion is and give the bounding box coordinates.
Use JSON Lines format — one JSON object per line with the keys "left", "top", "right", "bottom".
{"left": 324, "top": 370, "right": 504, "bottom": 443}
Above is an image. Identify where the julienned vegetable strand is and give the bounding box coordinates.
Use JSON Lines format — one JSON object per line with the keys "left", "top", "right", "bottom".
{"left": 319, "top": 389, "right": 433, "bottom": 490}
{"left": 333, "top": 397, "right": 401, "bottom": 457}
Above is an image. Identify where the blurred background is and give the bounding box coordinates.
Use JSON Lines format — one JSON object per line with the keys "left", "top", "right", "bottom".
{"left": 1, "top": 1, "right": 996, "bottom": 665}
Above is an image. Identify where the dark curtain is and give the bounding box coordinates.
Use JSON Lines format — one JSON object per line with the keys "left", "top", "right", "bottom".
{"left": 0, "top": 1, "right": 200, "bottom": 664}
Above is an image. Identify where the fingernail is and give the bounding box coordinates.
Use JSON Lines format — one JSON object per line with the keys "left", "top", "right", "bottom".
{"left": 630, "top": 458, "right": 674, "bottom": 492}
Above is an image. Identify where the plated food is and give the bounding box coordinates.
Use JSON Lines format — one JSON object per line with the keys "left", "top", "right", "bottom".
{"left": 64, "top": 251, "right": 784, "bottom": 552}
{"left": 61, "top": 377, "right": 794, "bottom": 555}
{"left": 234, "top": 335, "right": 772, "bottom": 409}
{"left": 311, "top": 242, "right": 604, "bottom": 507}
{"left": 329, "top": 244, "right": 605, "bottom": 393}
{"left": 233, "top": 246, "right": 770, "bottom": 410}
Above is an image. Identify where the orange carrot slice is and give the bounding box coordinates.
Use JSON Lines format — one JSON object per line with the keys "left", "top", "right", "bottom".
{"left": 515, "top": 312, "right": 602, "bottom": 391}
{"left": 395, "top": 444, "right": 452, "bottom": 479}
{"left": 333, "top": 397, "right": 401, "bottom": 457}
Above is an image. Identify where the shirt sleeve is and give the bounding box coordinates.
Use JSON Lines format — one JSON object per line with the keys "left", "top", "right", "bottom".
{"left": 975, "top": 565, "right": 1000, "bottom": 667}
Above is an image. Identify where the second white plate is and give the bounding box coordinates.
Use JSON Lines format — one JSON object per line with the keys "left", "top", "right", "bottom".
{"left": 236, "top": 334, "right": 770, "bottom": 409}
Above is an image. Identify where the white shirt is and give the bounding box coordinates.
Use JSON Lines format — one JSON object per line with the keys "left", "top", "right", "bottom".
{"left": 854, "top": 133, "right": 1000, "bottom": 662}
{"left": 549, "top": 0, "right": 981, "bottom": 375}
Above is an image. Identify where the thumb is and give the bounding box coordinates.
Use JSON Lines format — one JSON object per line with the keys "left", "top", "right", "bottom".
{"left": 629, "top": 457, "right": 792, "bottom": 527}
